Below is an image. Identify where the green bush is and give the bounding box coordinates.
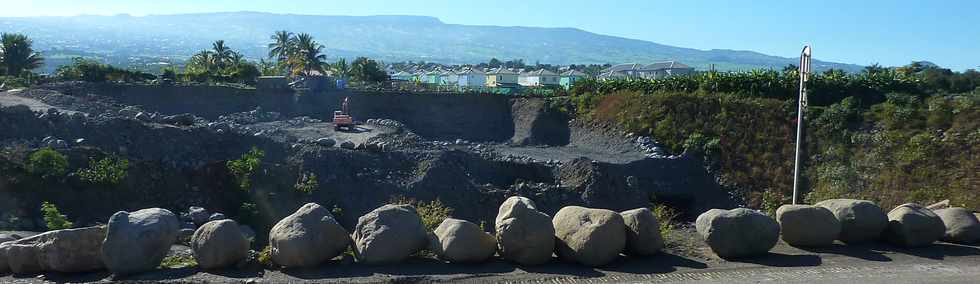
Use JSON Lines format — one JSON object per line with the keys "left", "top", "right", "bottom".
{"left": 652, "top": 205, "right": 678, "bottom": 243}
{"left": 27, "top": 148, "right": 68, "bottom": 179}
{"left": 294, "top": 172, "right": 319, "bottom": 194}
{"left": 41, "top": 201, "right": 73, "bottom": 230}
{"left": 227, "top": 147, "right": 265, "bottom": 190}
{"left": 159, "top": 255, "right": 197, "bottom": 269}
{"left": 76, "top": 156, "right": 129, "bottom": 185}
{"left": 390, "top": 196, "right": 453, "bottom": 231}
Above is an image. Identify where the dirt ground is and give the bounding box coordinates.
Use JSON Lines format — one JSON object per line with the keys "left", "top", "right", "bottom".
{"left": 2, "top": 227, "right": 978, "bottom": 284}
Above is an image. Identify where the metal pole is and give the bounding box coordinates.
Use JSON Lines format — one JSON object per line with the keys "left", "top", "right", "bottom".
{"left": 793, "top": 45, "right": 811, "bottom": 205}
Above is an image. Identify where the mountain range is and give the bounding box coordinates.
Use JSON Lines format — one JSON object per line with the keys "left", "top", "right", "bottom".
{"left": 0, "top": 11, "right": 864, "bottom": 73}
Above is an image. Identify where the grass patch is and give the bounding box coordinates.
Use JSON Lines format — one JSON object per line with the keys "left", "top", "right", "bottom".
{"left": 159, "top": 255, "right": 197, "bottom": 269}
{"left": 76, "top": 156, "right": 129, "bottom": 185}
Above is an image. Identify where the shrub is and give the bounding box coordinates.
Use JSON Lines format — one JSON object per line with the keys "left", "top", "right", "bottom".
{"left": 27, "top": 148, "right": 69, "bottom": 179}
{"left": 159, "top": 255, "right": 197, "bottom": 269}
{"left": 294, "top": 172, "right": 319, "bottom": 194}
{"left": 257, "top": 245, "right": 273, "bottom": 267}
{"left": 41, "top": 201, "right": 73, "bottom": 230}
{"left": 389, "top": 196, "right": 453, "bottom": 231}
{"left": 652, "top": 205, "right": 678, "bottom": 242}
{"left": 76, "top": 156, "right": 129, "bottom": 185}
{"left": 227, "top": 147, "right": 264, "bottom": 190}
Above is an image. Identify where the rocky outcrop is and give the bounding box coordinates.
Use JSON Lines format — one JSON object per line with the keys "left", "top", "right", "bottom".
{"left": 495, "top": 196, "right": 555, "bottom": 266}
{"left": 620, "top": 208, "right": 664, "bottom": 256}
{"left": 102, "top": 208, "right": 180, "bottom": 275}
{"left": 353, "top": 204, "right": 428, "bottom": 264}
{"left": 269, "top": 203, "right": 350, "bottom": 268}
{"left": 776, "top": 205, "right": 841, "bottom": 247}
{"left": 816, "top": 199, "right": 888, "bottom": 243}
{"left": 4, "top": 244, "right": 41, "bottom": 274}
{"left": 696, "top": 208, "right": 779, "bottom": 259}
{"left": 934, "top": 207, "right": 980, "bottom": 244}
{"left": 192, "top": 220, "right": 250, "bottom": 269}
{"left": 553, "top": 206, "right": 626, "bottom": 266}
{"left": 430, "top": 218, "right": 497, "bottom": 263}
{"left": 883, "top": 203, "right": 946, "bottom": 248}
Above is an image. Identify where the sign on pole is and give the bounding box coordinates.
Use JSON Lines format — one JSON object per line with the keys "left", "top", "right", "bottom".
{"left": 793, "top": 45, "right": 811, "bottom": 205}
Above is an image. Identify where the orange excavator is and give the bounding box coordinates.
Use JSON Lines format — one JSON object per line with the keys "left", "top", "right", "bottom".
{"left": 333, "top": 97, "right": 354, "bottom": 131}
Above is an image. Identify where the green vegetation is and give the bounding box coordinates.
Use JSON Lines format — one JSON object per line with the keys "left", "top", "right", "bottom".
{"left": 257, "top": 245, "right": 274, "bottom": 267}
{"left": 571, "top": 63, "right": 979, "bottom": 210}
{"left": 0, "top": 33, "right": 44, "bottom": 78}
{"left": 76, "top": 156, "right": 130, "bottom": 186}
{"left": 294, "top": 172, "right": 319, "bottom": 194}
{"left": 55, "top": 58, "right": 156, "bottom": 83}
{"left": 350, "top": 57, "right": 389, "bottom": 83}
{"left": 159, "top": 255, "right": 197, "bottom": 269}
{"left": 267, "top": 31, "right": 328, "bottom": 77}
{"left": 41, "top": 201, "right": 73, "bottom": 230}
{"left": 27, "top": 148, "right": 69, "bottom": 179}
{"left": 652, "top": 205, "right": 678, "bottom": 242}
{"left": 184, "top": 40, "right": 261, "bottom": 85}
{"left": 227, "top": 147, "right": 265, "bottom": 191}
{"left": 390, "top": 196, "right": 453, "bottom": 231}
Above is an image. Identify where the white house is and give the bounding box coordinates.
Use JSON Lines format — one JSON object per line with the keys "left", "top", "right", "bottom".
{"left": 522, "top": 69, "right": 560, "bottom": 86}
{"left": 456, "top": 68, "right": 486, "bottom": 87}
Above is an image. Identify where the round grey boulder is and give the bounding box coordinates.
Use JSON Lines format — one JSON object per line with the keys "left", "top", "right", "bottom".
{"left": 933, "top": 208, "right": 980, "bottom": 244}
{"left": 102, "top": 208, "right": 181, "bottom": 275}
{"left": 495, "top": 196, "right": 555, "bottom": 266}
{"left": 776, "top": 205, "right": 841, "bottom": 247}
{"left": 269, "top": 203, "right": 350, "bottom": 268}
{"left": 696, "top": 208, "right": 779, "bottom": 259}
{"left": 353, "top": 204, "right": 428, "bottom": 264}
{"left": 192, "top": 220, "right": 250, "bottom": 270}
{"left": 430, "top": 218, "right": 496, "bottom": 263}
{"left": 620, "top": 208, "right": 665, "bottom": 256}
{"left": 883, "top": 203, "right": 946, "bottom": 247}
{"left": 553, "top": 206, "right": 626, "bottom": 266}
{"left": 815, "top": 199, "right": 888, "bottom": 243}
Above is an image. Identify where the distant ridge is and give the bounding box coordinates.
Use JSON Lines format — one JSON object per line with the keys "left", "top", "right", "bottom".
{"left": 0, "top": 11, "right": 863, "bottom": 72}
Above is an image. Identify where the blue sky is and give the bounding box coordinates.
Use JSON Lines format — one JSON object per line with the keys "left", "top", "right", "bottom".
{"left": 4, "top": 0, "right": 979, "bottom": 70}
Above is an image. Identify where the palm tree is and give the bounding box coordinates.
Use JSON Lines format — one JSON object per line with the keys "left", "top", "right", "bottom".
{"left": 0, "top": 33, "right": 44, "bottom": 76}
{"left": 332, "top": 58, "right": 350, "bottom": 79}
{"left": 268, "top": 31, "right": 294, "bottom": 62}
{"left": 291, "top": 33, "right": 327, "bottom": 76}
{"left": 211, "top": 40, "right": 234, "bottom": 69}
{"left": 188, "top": 50, "right": 217, "bottom": 73}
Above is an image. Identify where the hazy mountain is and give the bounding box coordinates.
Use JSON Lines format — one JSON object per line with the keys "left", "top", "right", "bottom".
{"left": 0, "top": 11, "right": 863, "bottom": 73}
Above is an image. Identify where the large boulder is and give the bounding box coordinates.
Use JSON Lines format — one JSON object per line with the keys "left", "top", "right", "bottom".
{"left": 269, "top": 203, "right": 350, "bottom": 268}
{"left": 553, "top": 206, "right": 626, "bottom": 266}
{"left": 102, "top": 208, "right": 181, "bottom": 275}
{"left": 620, "top": 208, "right": 664, "bottom": 256}
{"left": 934, "top": 208, "right": 980, "bottom": 244}
{"left": 495, "top": 196, "right": 555, "bottom": 266}
{"left": 192, "top": 220, "right": 250, "bottom": 270}
{"left": 696, "top": 208, "right": 779, "bottom": 259}
{"left": 352, "top": 204, "right": 428, "bottom": 264}
{"left": 815, "top": 199, "right": 888, "bottom": 243}
{"left": 776, "top": 205, "right": 841, "bottom": 247}
{"left": 4, "top": 244, "right": 41, "bottom": 274}
{"left": 430, "top": 218, "right": 496, "bottom": 263}
{"left": 3, "top": 226, "right": 106, "bottom": 273}
{"left": 883, "top": 203, "right": 946, "bottom": 247}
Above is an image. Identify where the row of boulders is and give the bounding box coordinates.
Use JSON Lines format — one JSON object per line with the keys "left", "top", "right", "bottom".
{"left": 696, "top": 199, "right": 980, "bottom": 259}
